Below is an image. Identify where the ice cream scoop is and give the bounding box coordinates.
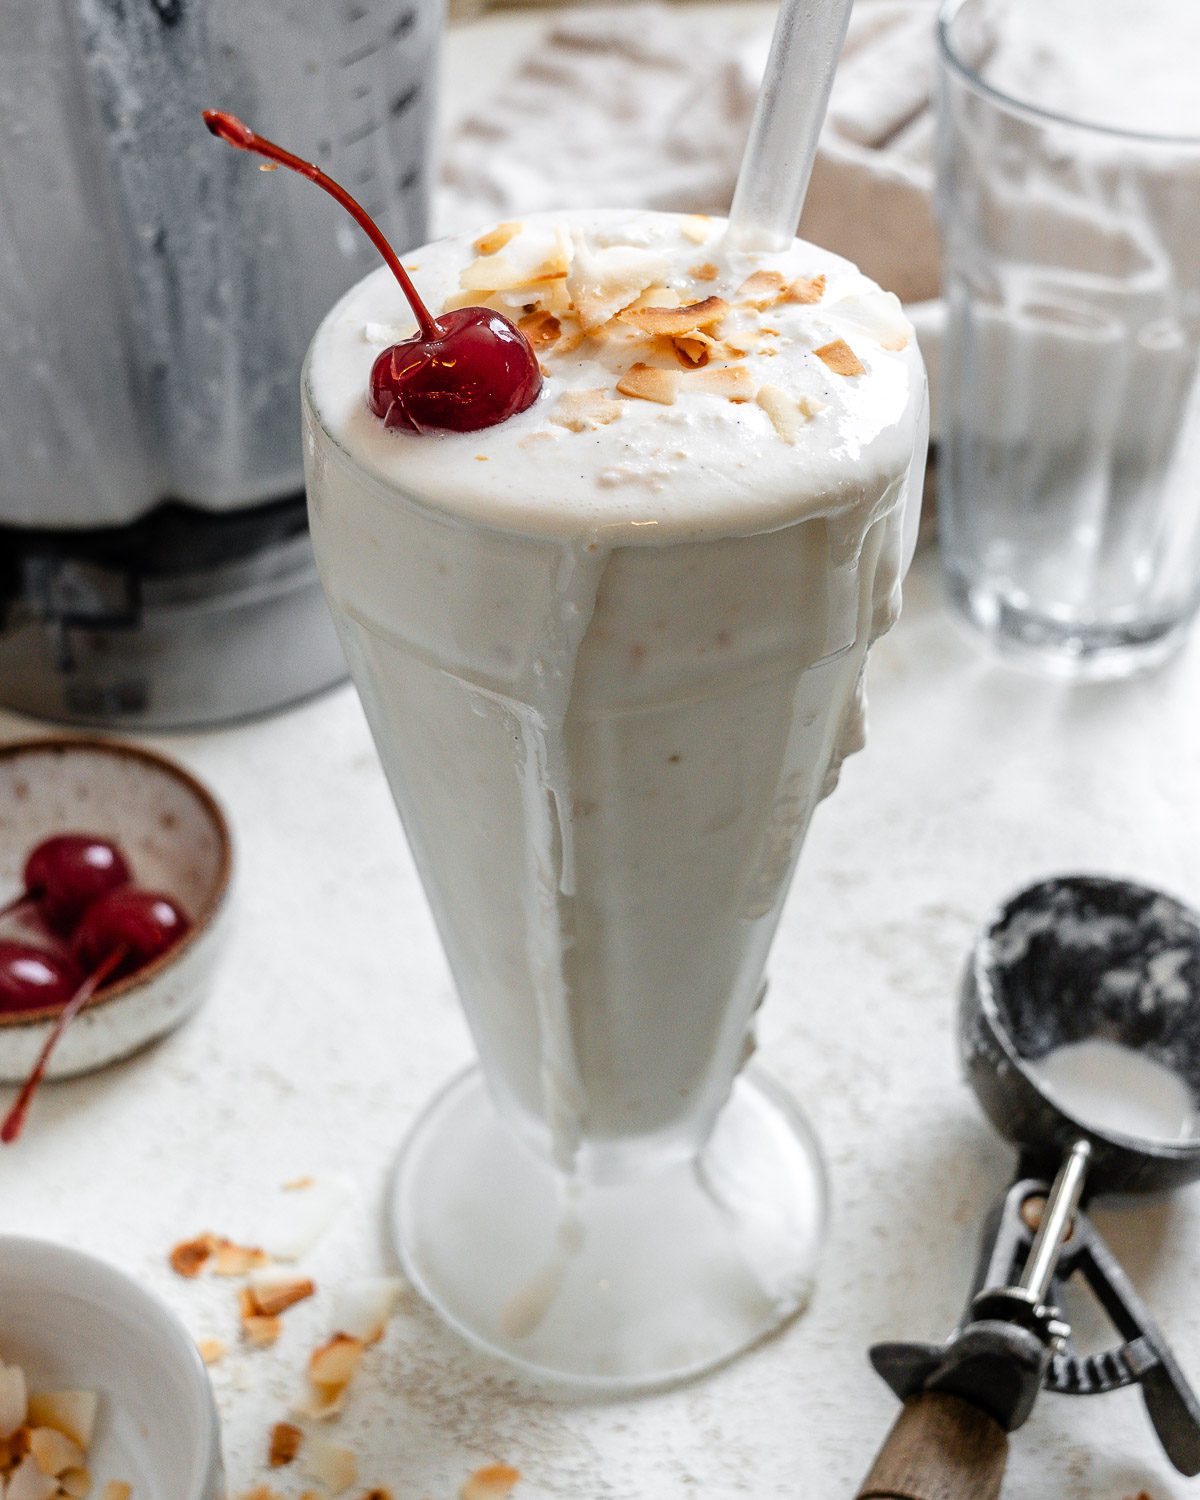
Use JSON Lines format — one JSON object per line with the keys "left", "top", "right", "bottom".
{"left": 857, "top": 875, "right": 1200, "bottom": 1498}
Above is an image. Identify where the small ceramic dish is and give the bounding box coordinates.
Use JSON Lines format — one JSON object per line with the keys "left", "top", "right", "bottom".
{"left": 0, "top": 1235, "right": 224, "bottom": 1499}
{"left": 0, "top": 736, "right": 232, "bottom": 1083}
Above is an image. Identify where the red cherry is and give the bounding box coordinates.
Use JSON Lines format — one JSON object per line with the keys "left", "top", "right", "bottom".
{"left": 6, "top": 833, "right": 132, "bottom": 936}
{"left": 0, "top": 942, "right": 82, "bottom": 1016}
{"left": 73, "top": 888, "right": 190, "bottom": 981}
{"left": 369, "top": 306, "right": 544, "bottom": 434}
{"left": 203, "top": 110, "right": 541, "bottom": 436}
{"left": 2, "top": 887, "right": 191, "bottom": 1143}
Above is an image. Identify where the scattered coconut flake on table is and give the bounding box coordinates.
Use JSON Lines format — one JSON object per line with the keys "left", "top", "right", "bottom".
{"left": 461, "top": 1462, "right": 522, "bottom": 1500}
{"left": 301, "top": 1434, "right": 358, "bottom": 1495}
{"left": 245, "top": 1268, "right": 316, "bottom": 1318}
{"left": 331, "top": 1278, "right": 404, "bottom": 1344}
{"left": 267, "top": 1421, "right": 303, "bottom": 1468}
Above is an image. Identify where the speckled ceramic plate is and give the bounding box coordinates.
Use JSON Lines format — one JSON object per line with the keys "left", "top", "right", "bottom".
{"left": 0, "top": 737, "right": 232, "bottom": 1082}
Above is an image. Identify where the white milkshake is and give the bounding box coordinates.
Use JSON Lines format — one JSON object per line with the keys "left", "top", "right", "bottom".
{"left": 304, "top": 209, "right": 926, "bottom": 1379}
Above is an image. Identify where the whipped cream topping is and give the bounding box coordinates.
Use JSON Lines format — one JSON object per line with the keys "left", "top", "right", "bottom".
{"left": 306, "top": 210, "right": 923, "bottom": 542}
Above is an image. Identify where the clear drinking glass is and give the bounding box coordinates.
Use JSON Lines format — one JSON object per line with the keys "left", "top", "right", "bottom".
{"left": 936, "top": 0, "right": 1200, "bottom": 678}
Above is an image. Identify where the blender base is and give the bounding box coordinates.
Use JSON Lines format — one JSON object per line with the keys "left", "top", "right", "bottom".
{"left": 0, "top": 495, "right": 347, "bottom": 730}
{"left": 390, "top": 1063, "right": 827, "bottom": 1392}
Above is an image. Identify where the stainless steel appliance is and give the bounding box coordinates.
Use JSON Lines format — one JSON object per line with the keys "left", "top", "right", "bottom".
{"left": 0, "top": 0, "right": 441, "bottom": 726}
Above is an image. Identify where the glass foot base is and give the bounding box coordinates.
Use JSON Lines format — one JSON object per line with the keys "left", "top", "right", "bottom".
{"left": 945, "top": 574, "right": 1194, "bottom": 682}
{"left": 390, "top": 1064, "right": 827, "bottom": 1392}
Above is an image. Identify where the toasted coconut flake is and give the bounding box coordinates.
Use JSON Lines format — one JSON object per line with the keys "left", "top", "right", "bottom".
{"left": 551, "top": 390, "right": 623, "bottom": 433}
{"left": 239, "top": 1291, "right": 283, "bottom": 1348}
{"left": 7, "top": 1453, "right": 57, "bottom": 1500}
{"left": 100, "top": 1484, "right": 132, "bottom": 1500}
{"left": 25, "top": 1393, "right": 94, "bottom": 1451}
{"left": 461, "top": 227, "right": 571, "bottom": 295}
{"left": 292, "top": 1382, "right": 346, "bottom": 1422}
{"left": 332, "top": 1278, "right": 405, "bottom": 1345}
{"left": 169, "top": 1233, "right": 217, "bottom": 1279}
{"left": 360, "top": 1491, "right": 395, "bottom": 1500}
{"left": 670, "top": 330, "right": 736, "bottom": 369}
{"left": 617, "top": 297, "right": 729, "bottom": 337}
{"left": 473, "top": 221, "right": 522, "bottom": 257}
{"left": 756, "top": 384, "right": 823, "bottom": 441}
{"left": 309, "top": 1334, "right": 364, "bottom": 1390}
{"left": 624, "top": 285, "right": 682, "bottom": 313}
{"left": 616, "top": 364, "right": 678, "bottom": 406}
{"left": 248, "top": 1270, "right": 316, "bottom": 1318}
{"left": 533, "top": 277, "right": 572, "bottom": 315}
{"left": 736, "top": 270, "right": 787, "bottom": 308}
{"left": 302, "top": 1436, "right": 358, "bottom": 1496}
{"left": 814, "top": 339, "right": 866, "bottom": 377}
{"left": 825, "top": 289, "right": 911, "bottom": 351}
{"left": 688, "top": 366, "right": 758, "bottom": 401}
{"left": 680, "top": 215, "right": 711, "bottom": 244}
{"left": 0, "top": 1363, "right": 28, "bottom": 1440}
{"left": 214, "top": 1238, "right": 271, "bottom": 1277}
{"left": 244, "top": 1315, "right": 283, "bottom": 1348}
{"left": 283, "top": 1176, "right": 314, "bottom": 1191}
{"left": 29, "top": 1425, "right": 84, "bottom": 1476}
{"left": 58, "top": 1468, "right": 91, "bottom": 1498}
{"left": 784, "top": 274, "right": 826, "bottom": 305}
{"left": 232, "top": 1489, "right": 284, "bottom": 1500}
{"left": 689, "top": 262, "right": 719, "bottom": 282}
{"left": 460, "top": 254, "right": 525, "bottom": 293}
{"left": 566, "top": 236, "right": 669, "bottom": 331}
{"left": 269, "top": 1421, "right": 303, "bottom": 1468}
{"left": 517, "top": 311, "right": 561, "bottom": 351}
{"left": 197, "top": 1338, "right": 227, "bottom": 1366}
{"left": 461, "top": 1463, "right": 521, "bottom": 1500}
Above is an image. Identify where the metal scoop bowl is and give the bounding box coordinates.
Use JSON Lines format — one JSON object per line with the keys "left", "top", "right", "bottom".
{"left": 856, "top": 875, "right": 1200, "bottom": 1500}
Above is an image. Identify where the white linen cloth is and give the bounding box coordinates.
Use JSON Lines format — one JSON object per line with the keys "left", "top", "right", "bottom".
{"left": 439, "top": 0, "right": 945, "bottom": 364}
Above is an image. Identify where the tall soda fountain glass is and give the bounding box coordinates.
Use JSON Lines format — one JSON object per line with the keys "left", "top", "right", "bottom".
{"left": 304, "top": 208, "right": 927, "bottom": 1386}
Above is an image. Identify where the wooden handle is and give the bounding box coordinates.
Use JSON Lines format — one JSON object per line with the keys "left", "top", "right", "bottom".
{"left": 856, "top": 1393, "right": 1009, "bottom": 1500}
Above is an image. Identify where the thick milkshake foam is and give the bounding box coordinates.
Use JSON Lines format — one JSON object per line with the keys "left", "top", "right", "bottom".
{"left": 305, "top": 210, "right": 926, "bottom": 1177}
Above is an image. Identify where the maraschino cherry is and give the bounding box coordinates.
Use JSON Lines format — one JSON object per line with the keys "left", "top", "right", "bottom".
{"left": 73, "top": 888, "right": 190, "bottom": 982}
{"left": 1, "top": 889, "right": 190, "bottom": 1144}
{"left": 0, "top": 942, "right": 81, "bottom": 1017}
{"left": 203, "top": 111, "right": 542, "bottom": 434}
{"left": 0, "top": 833, "right": 131, "bottom": 936}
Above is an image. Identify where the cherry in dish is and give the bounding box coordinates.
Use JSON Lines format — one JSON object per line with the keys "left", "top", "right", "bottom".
{"left": 0, "top": 832, "right": 191, "bottom": 1143}
{"left": 0, "top": 833, "right": 131, "bottom": 936}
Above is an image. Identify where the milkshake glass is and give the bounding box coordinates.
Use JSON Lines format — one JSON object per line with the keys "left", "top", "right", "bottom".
{"left": 304, "top": 210, "right": 927, "bottom": 1386}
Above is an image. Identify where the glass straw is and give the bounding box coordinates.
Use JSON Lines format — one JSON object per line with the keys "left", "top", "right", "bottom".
{"left": 727, "top": 0, "right": 854, "bottom": 252}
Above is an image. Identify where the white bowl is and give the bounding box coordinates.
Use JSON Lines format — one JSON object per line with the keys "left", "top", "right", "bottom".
{"left": 0, "top": 1236, "right": 223, "bottom": 1499}
{"left": 0, "top": 736, "right": 233, "bottom": 1082}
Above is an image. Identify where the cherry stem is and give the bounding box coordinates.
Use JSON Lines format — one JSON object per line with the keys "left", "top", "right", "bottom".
{"left": 0, "top": 945, "right": 127, "bottom": 1145}
{"left": 203, "top": 110, "right": 441, "bottom": 341}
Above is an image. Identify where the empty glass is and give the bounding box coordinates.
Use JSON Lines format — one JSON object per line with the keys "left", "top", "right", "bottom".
{"left": 936, "top": 0, "right": 1200, "bottom": 678}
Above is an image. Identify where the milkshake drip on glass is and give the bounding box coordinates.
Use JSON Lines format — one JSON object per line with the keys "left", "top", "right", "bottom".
{"left": 305, "top": 209, "right": 927, "bottom": 1384}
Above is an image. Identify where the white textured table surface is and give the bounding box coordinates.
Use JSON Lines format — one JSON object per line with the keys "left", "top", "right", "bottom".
{"left": 2, "top": 551, "right": 1200, "bottom": 1500}
{"left": 4, "top": 8, "right": 1200, "bottom": 1494}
